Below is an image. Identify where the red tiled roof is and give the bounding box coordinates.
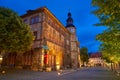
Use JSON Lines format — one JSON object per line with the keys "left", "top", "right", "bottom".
{"left": 90, "top": 52, "right": 102, "bottom": 58}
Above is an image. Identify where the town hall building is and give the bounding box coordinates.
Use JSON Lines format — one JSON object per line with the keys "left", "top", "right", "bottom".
{"left": 2, "top": 7, "right": 80, "bottom": 71}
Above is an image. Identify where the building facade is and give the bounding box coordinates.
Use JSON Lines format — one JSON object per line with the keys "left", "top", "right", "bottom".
{"left": 3, "top": 7, "right": 80, "bottom": 71}
{"left": 88, "top": 52, "right": 104, "bottom": 67}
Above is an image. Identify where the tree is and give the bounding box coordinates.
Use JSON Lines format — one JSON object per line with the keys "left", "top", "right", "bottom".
{"left": 0, "top": 7, "right": 33, "bottom": 54}
{"left": 80, "top": 47, "right": 89, "bottom": 66}
{"left": 92, "top": 0, "right": 120, "bottom": 27}
{"left": 92, "top": 0, "right": 120, "bottom": 63}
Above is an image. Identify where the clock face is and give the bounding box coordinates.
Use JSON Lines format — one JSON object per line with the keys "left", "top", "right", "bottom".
{"left": 71, "top": 28, "right": 75, "bottom": 33}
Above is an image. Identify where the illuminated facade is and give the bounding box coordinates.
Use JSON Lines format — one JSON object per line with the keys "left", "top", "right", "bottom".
{"left": 88, "top": 52, "right": 104, "bottom": 66}
{"left": 3, "top": 7, "right": 80, "bottom": 71}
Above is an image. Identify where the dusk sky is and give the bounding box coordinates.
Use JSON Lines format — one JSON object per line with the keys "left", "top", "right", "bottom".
{"left": 0, "top": 0, "right": 106, "bottom": 52}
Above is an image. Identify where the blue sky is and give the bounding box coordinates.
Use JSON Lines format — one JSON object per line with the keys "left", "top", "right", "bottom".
{"left": 0, "top": 0, "right": 106, "bottom": 52}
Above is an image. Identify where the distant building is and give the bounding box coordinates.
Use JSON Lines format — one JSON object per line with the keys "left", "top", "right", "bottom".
{"left": 2, "top": 7, "right": 80, "bottom": 71}
{"left": 88, "top": 52, "right": 104, "bottom": 66}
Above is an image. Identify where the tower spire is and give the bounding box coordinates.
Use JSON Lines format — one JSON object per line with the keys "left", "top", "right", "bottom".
{"left": 66, "top": 12, "right": 75, "bottom": 28}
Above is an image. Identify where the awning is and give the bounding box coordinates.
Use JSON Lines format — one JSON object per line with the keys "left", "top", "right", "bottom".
{"left": 42, "top": 45, "right": 49, "bottom": 50}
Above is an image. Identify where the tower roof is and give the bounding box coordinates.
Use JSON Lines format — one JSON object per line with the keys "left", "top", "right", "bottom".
{"left": 68, "top": 12, "right": 71, "bottom": 17}
{"left": 66, "top": 12, "right": 75, "bottom": 28}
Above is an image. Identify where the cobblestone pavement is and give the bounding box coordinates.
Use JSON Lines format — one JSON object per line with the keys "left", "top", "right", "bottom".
{"left": 0, "top": 67, "right": 120, "bottom": 80}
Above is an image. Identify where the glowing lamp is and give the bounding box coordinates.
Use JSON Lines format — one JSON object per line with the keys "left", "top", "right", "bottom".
{"left": 0, "top": 55, "right": 3, "bottom": 63}
{"left": 0, "top": 55, "right": 3, "bottom": 68}
{"left": 56, "top": 64, "right": 60, "bottom": 70}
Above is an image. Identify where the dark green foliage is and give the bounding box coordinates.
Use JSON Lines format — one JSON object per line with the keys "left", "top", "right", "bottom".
{"left": 80, "top": 47, "right": 89, "bottom": 65}
{"left": 0, "top": 7, "right": 33, "bottom": 53}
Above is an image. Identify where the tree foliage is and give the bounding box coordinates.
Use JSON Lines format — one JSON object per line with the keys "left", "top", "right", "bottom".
{"left": 92, "top": 0, "right": 120, "bottom": 63}
{"left": 0, "top": 7, "right": 33, "bottom": 54}
{"left": 80, "top": 47, "right": 89, "bottom": 64}
{"left": 92, "top": 0, "right": 120, "bottom": 27}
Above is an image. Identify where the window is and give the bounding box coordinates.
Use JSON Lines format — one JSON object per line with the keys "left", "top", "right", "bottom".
{"left": 47, "top": 19, "right": 51, "bottom": 25}
{"left": 30, "top": 16, "right": 40, "bottom": 24}
{"left": 59, "top": 34, "right": 61, "bottom": 40}
{"left": 67, "top": 40, "right": 69, "bottom": 45}
{"left": 30, "top": 17, "right": 35, "bottom": 24}
{"left": 53, "top": 29, "right": 56, "bottom": 36}
{"left": 35, "top": 16, "right": 39, "bottom": 23}
{"left": 33, "top": 31, "right": 37, "bottom": 40}
{"left": 24, "top": 19, "right": 28, "bottom": 24}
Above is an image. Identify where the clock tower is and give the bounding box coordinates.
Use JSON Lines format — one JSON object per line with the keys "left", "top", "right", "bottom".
{"left": 66, "top": 12, "right": 76, "bottom": 34}
{"left": 66, "top": 12, "right": 80, "bottom": 68}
